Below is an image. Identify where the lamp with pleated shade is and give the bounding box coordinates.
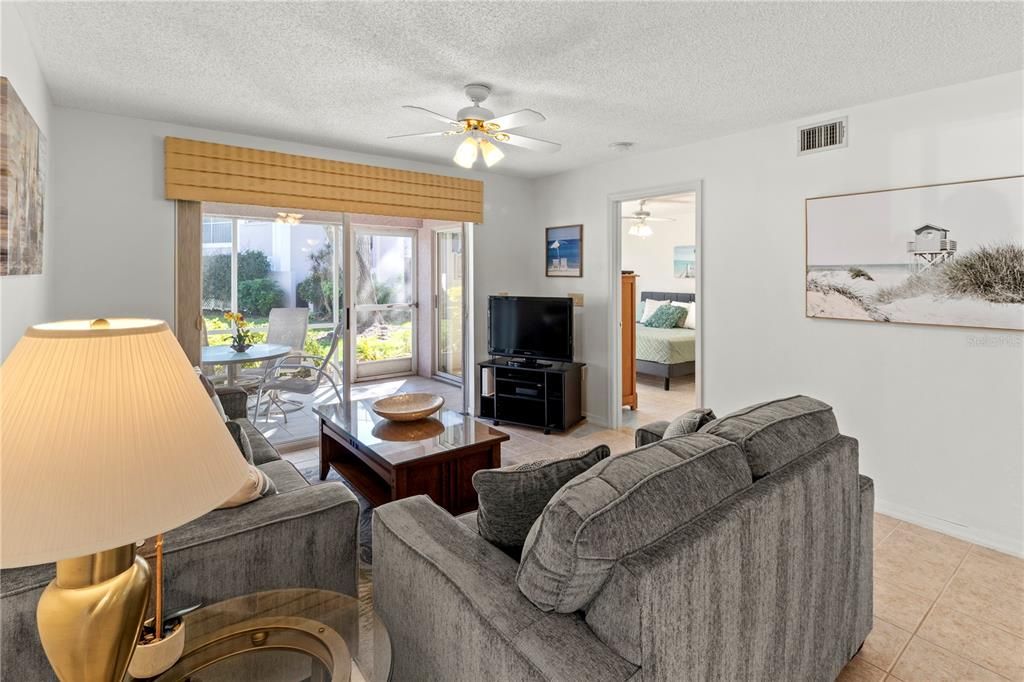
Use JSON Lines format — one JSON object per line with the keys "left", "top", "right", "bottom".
{"left": 1, "top": 318, "right": 250, "bottom": 682}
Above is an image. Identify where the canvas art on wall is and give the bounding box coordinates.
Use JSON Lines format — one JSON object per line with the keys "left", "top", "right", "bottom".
{"left": 1, "top": 77, "right": 47, "bottom": 276}
{"left": 673, "top": 246, "right": 696, "bottom": 279}
{"left": 546, "top": 225, "right": 582, "bottom": 277}
{"left": 806, "top": 175, "right": 1023, "bottom": 331}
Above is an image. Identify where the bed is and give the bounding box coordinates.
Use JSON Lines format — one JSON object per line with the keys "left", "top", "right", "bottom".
{"left": 636, "top": 291, "right": 695, "bottom": 390}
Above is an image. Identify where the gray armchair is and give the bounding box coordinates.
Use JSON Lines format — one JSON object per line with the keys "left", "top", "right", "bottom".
{"left": 1, "top": 386, "right": 360, "bottom": 681}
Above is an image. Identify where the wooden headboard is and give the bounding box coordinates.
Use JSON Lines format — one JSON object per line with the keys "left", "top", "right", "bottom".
{"left": 640, "top": 291, "right": 695, "bottom": 303}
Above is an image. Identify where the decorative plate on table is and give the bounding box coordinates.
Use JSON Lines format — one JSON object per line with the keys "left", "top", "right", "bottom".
{"left": 371, "top": 393, "right": 444, "bottom": 422}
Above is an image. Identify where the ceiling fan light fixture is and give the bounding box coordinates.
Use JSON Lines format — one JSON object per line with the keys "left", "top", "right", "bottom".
{"left": 479, "top": 138, "right": 505, "bottom": 167}
{"left": 453, "top": 137, "right": 479, "bottom": 168}
{"left": 637, "top": 223, "right": 653, "bottom": 238}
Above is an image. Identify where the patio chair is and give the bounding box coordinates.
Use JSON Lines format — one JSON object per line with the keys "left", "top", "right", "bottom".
{"left": 254, "top": 322, "right": 344, "bottom": 424}
{"left": 240, "top": 307, "right": 310, "bottom": 381}
{"left": 239, "top": 308, "right": 311, "bottom": 418}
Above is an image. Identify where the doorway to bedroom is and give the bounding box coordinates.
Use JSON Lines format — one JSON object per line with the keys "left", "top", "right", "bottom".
{"left": 614, "top": 188, "right": 701, "bottom": 429}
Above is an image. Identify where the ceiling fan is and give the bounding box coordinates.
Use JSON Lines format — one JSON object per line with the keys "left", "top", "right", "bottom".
{"left": 388, "top": 84, "right": 561, "bottom": 169}
{"left": 623, "top": 199, "right": 675, "bottom": 238}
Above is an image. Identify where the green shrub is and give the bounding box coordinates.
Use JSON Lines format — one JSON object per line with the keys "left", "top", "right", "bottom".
{"left": 944, "top": 243, "right": 1024, "bottom": 304}
{"left": 202, "top": 253, "right": 231, "bottom": 309}
{"left": 203, "top": 250, "right": 276, "bottom": 311}
{"left": 848, "top": 267, "right": 874, "bottom": 281}
{"left": 237, "top": 278, "right": 284, "bottom": 316}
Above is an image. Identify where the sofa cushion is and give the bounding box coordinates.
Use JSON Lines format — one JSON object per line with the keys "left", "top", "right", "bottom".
{"left": 473, "top": 446, "right": 610, "bottom": 558}
{"left": 699, "top": 395, "right": 839, "bottom": 478}
{"left": 216, "top": 464, "right": 277, "bottom": 509}
{"left": 662, "top": 407, "right": 717, "bottom": 439}
{"left": 516, "top": 434, "right": 752, "bottom": 613}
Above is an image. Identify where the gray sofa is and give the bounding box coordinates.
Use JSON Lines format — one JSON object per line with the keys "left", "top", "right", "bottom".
{"left": 373, "top": 396, "right": 873, "bottom": 681}
{"left": 0, "top": 386, "right": 360, "bottom": 681}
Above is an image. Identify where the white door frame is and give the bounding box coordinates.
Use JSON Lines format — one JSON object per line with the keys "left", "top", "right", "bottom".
{"left": 606, "top": 180, "right": 704, "bottom": 428}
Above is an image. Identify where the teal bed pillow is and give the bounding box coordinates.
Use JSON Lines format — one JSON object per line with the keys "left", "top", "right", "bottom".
{"left": 644, "top": 303, "right": 685, "bottom": 328}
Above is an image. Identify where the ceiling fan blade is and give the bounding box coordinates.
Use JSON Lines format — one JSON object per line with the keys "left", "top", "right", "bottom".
{"left": 387, "top": 131, "right": 453, "bottom": 140}
{"left": 499, "top": 132, "right": 561, "bottom": 153}
{"left": 402, "top": 105, "right": 460, "bottom": 126}
{"left": 486, "top": 109, "right": 546, "bottom": 131}
{"left": 643, "top": 217, "right": 675, "bottom": 222}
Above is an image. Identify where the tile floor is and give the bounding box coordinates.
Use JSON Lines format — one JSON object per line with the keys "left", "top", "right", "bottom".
{"left": 282, "top": 374, "right": 1024, "bottom": 680}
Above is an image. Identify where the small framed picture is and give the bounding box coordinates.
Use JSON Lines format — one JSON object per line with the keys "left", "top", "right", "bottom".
{"left": 546, "top": 225, "right": 583, "bottom": 277}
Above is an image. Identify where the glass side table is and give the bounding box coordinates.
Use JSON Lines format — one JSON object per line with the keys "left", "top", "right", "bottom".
{"left": 137, "top": 588, "right": 391, "bottom": 682}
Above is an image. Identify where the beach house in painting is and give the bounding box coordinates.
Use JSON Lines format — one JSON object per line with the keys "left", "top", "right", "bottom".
{"left": 907, "top": 224, "right": 957, "bottom": 269}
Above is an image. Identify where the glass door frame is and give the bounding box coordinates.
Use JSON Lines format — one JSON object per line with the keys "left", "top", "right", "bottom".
{"left": 348, "top": 224, "right": 419, "bottom": 382}
{"left": 432, "top": 225, "right": 464, "bottom": 385}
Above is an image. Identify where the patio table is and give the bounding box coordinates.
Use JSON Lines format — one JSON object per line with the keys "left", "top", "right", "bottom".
{"left": 200, "top": 343, "right": 291, "bottom": 387}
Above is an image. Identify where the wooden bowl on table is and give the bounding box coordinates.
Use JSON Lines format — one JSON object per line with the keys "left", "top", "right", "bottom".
{"left": 371, "top": 393, "right": 444, "bottom": 422}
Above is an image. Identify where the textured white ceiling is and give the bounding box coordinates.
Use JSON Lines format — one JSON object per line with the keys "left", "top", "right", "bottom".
{"left": 14, "top": 1, "right": 1023, "bottom": 178}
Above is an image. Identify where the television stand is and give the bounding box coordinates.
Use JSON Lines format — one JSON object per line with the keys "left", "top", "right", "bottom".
{"left": 479, "top": 358, "right": 585, "bottom": 434}
{"left": 506, "top": 358, "right": 551, "bottom": 369}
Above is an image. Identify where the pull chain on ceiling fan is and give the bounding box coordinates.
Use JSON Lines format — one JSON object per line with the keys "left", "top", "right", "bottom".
{"left": 388, "top": 84, "right": 562, "bottom": 169}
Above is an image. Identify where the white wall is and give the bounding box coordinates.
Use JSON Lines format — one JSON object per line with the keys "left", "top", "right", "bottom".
{"left": 622, "top": 201, "right": 697, "bottom": 307}
{"left": 0, "top": 5, "right": 53, "bottom": 358}
{"left": 531, "top": 71, "right": 1024, "bottom": 554}
{"left": 48, "top": 108, "right": 536, "bottom": 375}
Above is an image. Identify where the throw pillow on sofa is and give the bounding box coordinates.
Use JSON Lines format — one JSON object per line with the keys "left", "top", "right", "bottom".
{"left": 662, "top": 407, "right": 717, "bottom": 439}
{"left": 217, "top": 465, "right": 278, "bottom": 509}
{"left": 473, "top": 445, "right": 610, "bottom": 558}
{"left": 517, "top": 433, "right": 752, "bottom": 613}
{"left": 224, "top": 420, "right": 255, "bottom": 464}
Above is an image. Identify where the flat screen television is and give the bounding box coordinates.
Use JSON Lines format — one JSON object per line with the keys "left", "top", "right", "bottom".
{"left": 488, "top": 296, "right": 573, "bottom": 364}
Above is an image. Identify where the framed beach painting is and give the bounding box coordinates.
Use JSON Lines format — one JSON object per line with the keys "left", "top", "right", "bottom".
{"left": 546, "top": 224, "right": 583, "bottom": 277}
{"left": 805, "top": 175, "right": 1023, "bottom": 331}
{"left": 673, "top": 246, "right": 696, "bottom": 279}
{"left": 1, "top": 77, "right": 47, "bottom": 276}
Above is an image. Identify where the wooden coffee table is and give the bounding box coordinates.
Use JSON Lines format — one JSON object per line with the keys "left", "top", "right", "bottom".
{"left": 314, "top": 399, "right": 509, "bottom": 515}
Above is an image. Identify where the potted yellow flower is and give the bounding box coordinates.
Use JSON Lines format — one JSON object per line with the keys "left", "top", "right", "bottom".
{"left": 224, "top": 311, "right": 254, "bottom": 352}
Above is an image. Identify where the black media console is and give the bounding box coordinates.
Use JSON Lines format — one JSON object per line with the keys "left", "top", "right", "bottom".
{"left": 478, "top": 358, "right": 585, "bottom": 434}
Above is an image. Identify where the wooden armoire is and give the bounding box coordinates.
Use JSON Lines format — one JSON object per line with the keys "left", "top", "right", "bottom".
{"left": 621, "top": 272, "right": 638, "bottom": 410}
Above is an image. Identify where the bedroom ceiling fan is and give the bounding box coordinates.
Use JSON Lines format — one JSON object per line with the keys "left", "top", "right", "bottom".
{"left": 624, "top": 199, "right": 675, "bottom": 238}
{"left": 388, "top": 84, "right": 561, "bottom": 169}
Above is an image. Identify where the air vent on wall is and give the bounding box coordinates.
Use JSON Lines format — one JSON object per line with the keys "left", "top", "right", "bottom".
{"left": 798, "top": 117, "right": 847, "bottom": 155}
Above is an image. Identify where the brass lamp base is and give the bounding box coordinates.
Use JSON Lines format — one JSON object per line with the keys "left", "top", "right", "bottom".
{"left": 36, "top": 544, "right": 151, "bottom": 682}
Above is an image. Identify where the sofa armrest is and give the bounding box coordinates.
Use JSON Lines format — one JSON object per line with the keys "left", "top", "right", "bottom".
{"left": 216, "top": 386, "right": 249, "bottom": 419}
{"left": 373, "top": 496, "right": 637, "bottom": 682}
{"left": 153, "top": 482, "right": 361, "bottom": 608}
{"left": 2, "top": 483, "right": 361, "bottom": 682}
{"left": 635, "top": 420, "right": 669, "bottom": 447}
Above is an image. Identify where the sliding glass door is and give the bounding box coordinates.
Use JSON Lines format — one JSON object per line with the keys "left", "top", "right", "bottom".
{"left": 352, "top": 227, "right": 417, "bottom": 379}
{"left": 200, "top": 214, "right": 342, "bottom": 363}
{"left": 434, "top": 227, "right": 463, "bottom": 382}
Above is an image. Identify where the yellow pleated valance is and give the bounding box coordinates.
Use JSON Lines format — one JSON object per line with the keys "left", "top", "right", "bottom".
{"left": 164, "top": 137, "right": 483, "bottom": 223}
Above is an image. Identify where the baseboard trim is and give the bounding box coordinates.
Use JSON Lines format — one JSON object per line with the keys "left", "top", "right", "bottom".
{"left": 582, "top": 412, "right": 608, "bottom": 428}
{"left": 875, "top": 498, "right": 1024, "bottom": 558}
